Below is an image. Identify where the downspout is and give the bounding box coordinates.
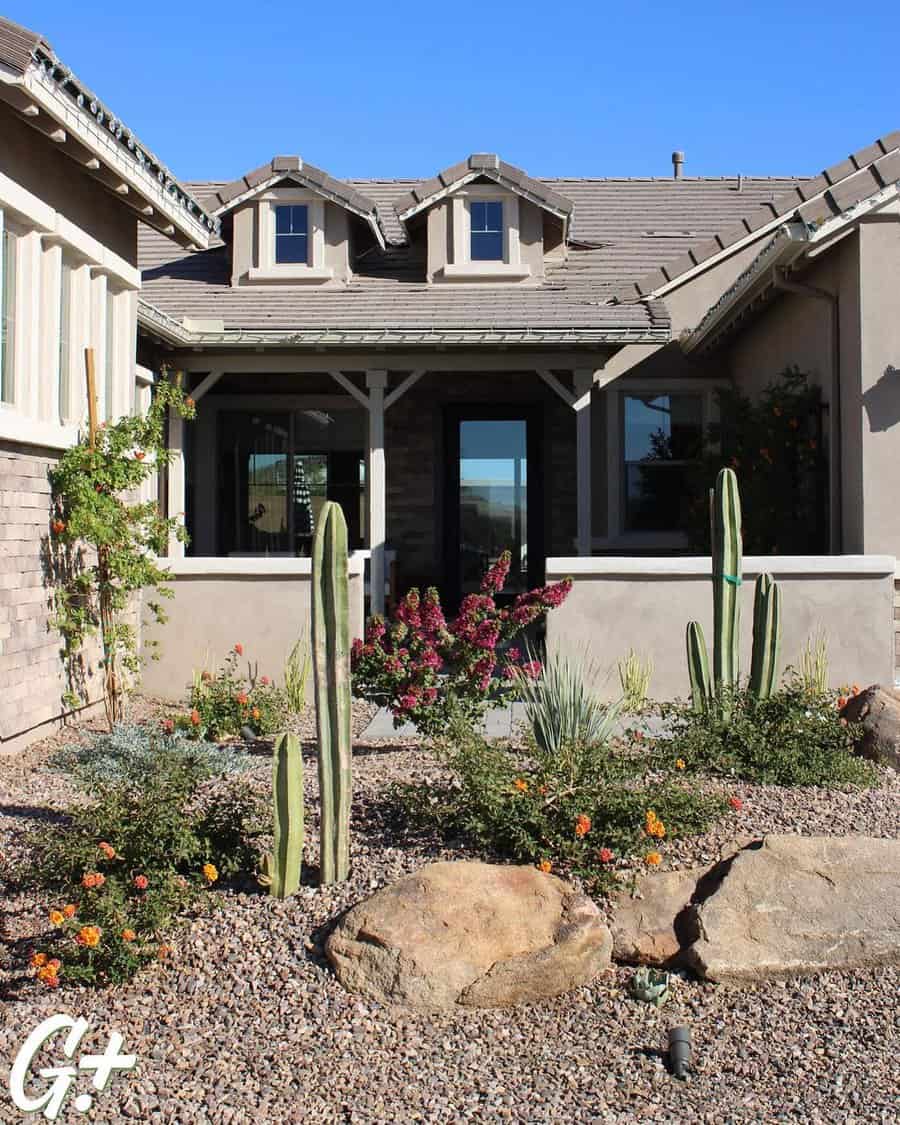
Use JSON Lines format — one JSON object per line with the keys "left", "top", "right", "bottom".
{"left": 771, "top": 267, "right": 842, "bottom": 553}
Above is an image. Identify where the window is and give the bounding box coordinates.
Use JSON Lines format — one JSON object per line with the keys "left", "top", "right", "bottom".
{"left": 105, "top": 288, "right": 116, "bottom": 420}
{"left": 0, "top": 215, "right": 16, "bottom": 403}
{"left": 58, "top": 258, "right": 72, "bottom": 422}
{"left": 275, "top": 205, "right": 309, "bottom": 265}
{"left": 470, "top": 200, "right": 503, "bottom": 261}
{"left": 622, "top": 394, "right": 703, "bottom": 532}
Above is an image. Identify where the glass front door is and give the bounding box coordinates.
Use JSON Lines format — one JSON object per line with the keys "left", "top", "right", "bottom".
{"left": 445, "top": 408, "right": 543, "bottom": 605}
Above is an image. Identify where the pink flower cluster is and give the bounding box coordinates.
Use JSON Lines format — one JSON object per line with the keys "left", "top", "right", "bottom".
{"left": 350, "top": 550, "right": 571, "bottom": 734}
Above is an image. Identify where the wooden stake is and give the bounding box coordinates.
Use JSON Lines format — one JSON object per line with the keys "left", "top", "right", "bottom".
{"left": 84, "top": 347, "right": 98, "bottom": 449}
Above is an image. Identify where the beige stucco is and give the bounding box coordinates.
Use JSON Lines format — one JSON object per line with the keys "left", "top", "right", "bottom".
{"left": 545, "top": 556, "right": 896, "bottom": 701}
{"left": 141, "top": 558, "right": 365, "bottom": 701}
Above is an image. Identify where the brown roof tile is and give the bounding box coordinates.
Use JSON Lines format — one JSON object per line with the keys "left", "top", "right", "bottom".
{"left": 0, "top": 15, "right": 48, "bottom": 75}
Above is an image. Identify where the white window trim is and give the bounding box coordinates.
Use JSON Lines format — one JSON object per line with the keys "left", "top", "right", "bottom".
{"left": 595, "top": 380, "right": 722, "bottom": 550}
{"left": 249, "top": 189, "right": 332, "bottom": 281}
{"left": 445, "top": 187, "right": 531, "bottom": 280}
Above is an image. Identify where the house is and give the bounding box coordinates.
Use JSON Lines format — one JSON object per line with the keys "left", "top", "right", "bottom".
{"left": 0, "top": 15, "right": 215, "bottom": 750}
{"left": 2, "top": 12, "right": 899, "bottom": 741}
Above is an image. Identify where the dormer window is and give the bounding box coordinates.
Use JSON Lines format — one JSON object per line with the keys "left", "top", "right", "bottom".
{"left": 275, "top": 205, "right": 309, "bottom": 264}
{"left": 470, "top": 201, "right": 503, "bottom": 261}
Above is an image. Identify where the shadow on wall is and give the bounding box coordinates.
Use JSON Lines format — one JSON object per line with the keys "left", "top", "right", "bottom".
{"left": 863, "top": 366, "right": 900, "bottom": 432}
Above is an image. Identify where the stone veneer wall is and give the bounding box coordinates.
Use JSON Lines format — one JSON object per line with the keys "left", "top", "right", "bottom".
{"left": 0, "top": 441, "right": 103, "bottom": 753}
{"left": 384, "top": 371, "right": 577, "bottom": 590}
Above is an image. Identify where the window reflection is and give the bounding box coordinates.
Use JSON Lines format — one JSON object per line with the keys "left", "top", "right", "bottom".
{"left": 623, "top": 394, "right": 703, "bottom": 532}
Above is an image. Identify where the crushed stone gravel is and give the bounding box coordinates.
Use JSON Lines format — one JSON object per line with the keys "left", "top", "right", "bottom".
{"left": 1, "top": 699, "right": 898, "bottom": 1123}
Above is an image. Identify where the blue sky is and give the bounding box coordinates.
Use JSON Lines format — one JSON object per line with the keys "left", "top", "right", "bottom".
{"left": 8, "top": 1, "right": 896, "bottom": 183}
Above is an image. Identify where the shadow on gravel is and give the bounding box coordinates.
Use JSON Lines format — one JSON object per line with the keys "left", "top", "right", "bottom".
{"left": 0, "top": 803, "right": 69, "bottom": 827}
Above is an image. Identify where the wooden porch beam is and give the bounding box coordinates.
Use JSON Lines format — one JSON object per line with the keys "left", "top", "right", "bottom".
{"left": 384, "top": 369, "right": 425, "bottom": 411}
{"left": 327, "top": 369, "right": 370, "bottom": 410}
{"left": 189, "top": 369, "right": 223, "bottom": 402}
{"left": 536, "top": 368, "right": 576, "bottom": 407}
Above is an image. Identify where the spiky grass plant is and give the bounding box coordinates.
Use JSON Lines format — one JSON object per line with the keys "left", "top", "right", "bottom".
{"left": 618, "top": 649, "right": 653, "bottom": 712}
{"left": 284, "top": 634, "right": 311, "bottom": 714}
{"left": 797, "top": 631, "right": 829, "bottom": 696}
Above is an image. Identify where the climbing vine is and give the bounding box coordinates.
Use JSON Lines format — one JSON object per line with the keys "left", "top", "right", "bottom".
{"left": 48, "top": 372, "right": 195, "bottom": 726}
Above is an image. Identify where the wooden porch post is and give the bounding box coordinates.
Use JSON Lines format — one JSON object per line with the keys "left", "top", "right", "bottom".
{"left": 574, "top": 368, "right": 594, "bottom": 557}
{"left": 366, "top": 370, "right": 388, "bottom": 617}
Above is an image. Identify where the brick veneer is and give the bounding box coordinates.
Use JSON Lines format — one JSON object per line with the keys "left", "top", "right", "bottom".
{"left": 384, "top": 371, "right": 577, "bottom": 591}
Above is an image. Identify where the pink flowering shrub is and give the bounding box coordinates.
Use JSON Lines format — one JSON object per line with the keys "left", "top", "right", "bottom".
{"left": 351, "top": 550, "right": 572, "bottom": 734}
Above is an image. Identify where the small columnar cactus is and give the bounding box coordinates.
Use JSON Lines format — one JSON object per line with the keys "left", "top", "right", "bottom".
{"left": 260, "top": 732, "right": 304, "bottom": 899}
{"left": 748, "top": 572, "right": 782, "bottom": 701}
{"left": 312, "top": 500, "right": 352, "bottom": 885}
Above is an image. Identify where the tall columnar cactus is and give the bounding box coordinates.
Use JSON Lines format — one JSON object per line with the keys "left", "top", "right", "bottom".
{"left": 312, "top": 500, "right": 352, "bottom": 885}
{"left": 749, "top": 573, "right": 782, "bottom": 701}
{"left": 266, "top": 732, "right": 304, "bottom": 898}
{"left": 686, "top": 468, "right": 783, "bottom": 717}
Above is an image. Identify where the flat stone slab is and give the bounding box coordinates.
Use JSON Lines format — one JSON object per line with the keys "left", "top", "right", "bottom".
{"left": 326, "top": 860, "right": 612, "bottom": 1009}
{"left": 360, "top": 704, "right": 526, "bottom": 741}
{"left": 685, "top": 835, "right": 900, "bottom": 982}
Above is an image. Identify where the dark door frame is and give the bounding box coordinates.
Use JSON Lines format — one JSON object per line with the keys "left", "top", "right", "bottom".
{"left": 442, "top": 404, "right": 545, "bottom": 607}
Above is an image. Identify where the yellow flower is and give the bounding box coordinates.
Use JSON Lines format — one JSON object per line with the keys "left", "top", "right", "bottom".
{"left": 48, "top": 909, "right": 65, "bottom": 927}
{"left": 645, "top": 852, "right": 662, "bottom": 866}
{"left": 202, "top": 863, "right": 218, "bottom": 884}
{"left": 675, "top": 759, "right": 686, "bottom": 771}
{"left": 537, "top": 859, "right": 552, "bottom": 874}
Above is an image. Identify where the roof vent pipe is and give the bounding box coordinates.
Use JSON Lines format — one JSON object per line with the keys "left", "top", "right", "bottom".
{"left": 672, "top": 151, "right": 685, "bottom": 179}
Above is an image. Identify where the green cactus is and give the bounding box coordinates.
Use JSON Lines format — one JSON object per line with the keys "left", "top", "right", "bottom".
{"left": 312, "top": 500, "right": 352, "bottom": 885}
{"left": 629, "top": 967, "right": 672, "bottom": 1007}
{"left": 686, "top": 468, "right": 783, "bottom": 718}
{"left": 749, "top": 573, "right": 782, "bottom": 701}
{"left": 686, "top": 621, "right": 711, "bottom": 714}
{"left": 260, "top": 732, "right": 304, "bottom": 898}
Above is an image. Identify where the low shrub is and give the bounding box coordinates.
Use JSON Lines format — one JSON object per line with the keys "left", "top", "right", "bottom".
{"left": 396, "top": 720, "right": 728, "bottom": 894}
{"left": 657, "top": 682, "right": 876, "bottom": 788}
{"left": 175, "top": 644, "right": 289, "bottom": 740}
{"left": 351, "top": 550, "right": 571, "bottom": 734}
{"left": 21, "top": 726, "right": 264, "bottom": 987}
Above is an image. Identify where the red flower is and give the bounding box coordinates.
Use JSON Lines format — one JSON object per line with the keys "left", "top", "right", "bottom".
{"left": 234, "top": 643, "right": 243, "bottom": 656}
{"left": 133, "top": 874, "right": 149, "bottom": 891}
{"left": 162, "top": 718, "right": 174, "bottom": 734}
{"left": 598, "top": 847, "right": 614, "bottom": 863}
{"left": 260, "top": 675, "right": 270, "bottom": 686}
{"left": 134, "top": 451, "right": 146, "bottom": 461}
{"left": 729, "top": 797, "right": 743, "bottom": 811}
{"left": 190, "top": 709, "right": 201, "bottom": 726}
{"left": 51, "top": 519, "right": 66, "bottom": 535}
{"left": 235, "top": 692, "right": 249, "bottom": 706}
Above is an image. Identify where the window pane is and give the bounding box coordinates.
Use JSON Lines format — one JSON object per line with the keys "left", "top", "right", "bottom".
{"left": 1, "top": 222, "right": 16, "bottom": 404}
{"left": 275, "top": 234, "right": 308, "bottom": 264}
{"left": 58, "top": 260, "right": 71, "bottom": 422}
{"left": 622, "top": 394, "right": 703, "bottom": 532}
{"left": 275, "top": 205, "right": 309, "bottom": 264}
{"left": 218, "top": 413, "right": 291, "bottom": 555}
{"left": 470, "top": 200, "right": 504, "bottom": 261}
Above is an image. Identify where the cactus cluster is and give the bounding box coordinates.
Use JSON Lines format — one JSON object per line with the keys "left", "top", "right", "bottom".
{"left": 312, "top": 500, "right": 353, "bottom": 885}
{"left": 686, "top": 468, "right": 782, "bottom": 717}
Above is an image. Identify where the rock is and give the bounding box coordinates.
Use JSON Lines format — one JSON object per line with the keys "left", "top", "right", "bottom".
{"left": 842, "top": 684, "right": 900, "bottom": 769}
{"left": 611, "top": 838, "right": 757, "bottom": 966}
{"left": 685, "top": 835, "right": 900, "bottom": 982}
{"left": 325, "top": 860, "right": 612, "bottom": 1009}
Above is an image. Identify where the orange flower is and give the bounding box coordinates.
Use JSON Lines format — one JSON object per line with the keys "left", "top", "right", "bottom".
{"left": 235, "top": 692, "right": 249, "bottom": 706}
{"left": 75, "top": 925, "right": 101, "bottom": 948}
{"left": 185, "top": 397, "right": 195, "bottom": 410}
{"left": 645, "top": 852, "right": 662, "bottom": 866}
{"left": 48, "top": 909, "right": 65, "bottom": 927}
{"left": 537, "top": 859, "right": 552, "bottom": 874}
{"left": 675, "top": 758, "right": 686, "bottom": 770}
{"left": 62, "top": 904, "right": 77, "bottom": 919}
{"left": 251, "top": 707, "right": 261, "bottom": 721}
{"left": 134, "top": 450, "right": 146, "bottom": 461}
{"left": 157, "top": 944, "right": 173, "bottom": 960}
{"left": 190, "top": 709, "right": 201, "bottom": 726}
{"left": 645, "top": 811, "right": 666, "bottom": 839}
{"left": 574, "top": 814, "right": 591, "bottom": 838}
{"left": 202, "top": 863, "right": 218, "bottom": 884}
{"left": 729, "top": 796, "right": 743, "bottom": 811}
{"left": 98, "top": 841, "right": 116, "bottom": 860}
{"left": 121, "top": 929, "right": 136, "bottom": 942}
{"left": 851, "top": 684, "right": 860, "bottom": 697}
{"left": 81, "top": 872, "right": 105, "bottom": 890}
{"left": 133, "top": 874, "right": 149, "bottom": 891}
{"left": 234, "top": 643, "right": 243, "bottom": 656}
{"left": 837, "top": 696, "right": 848, "bottom": 710}
{"left": 513, "top": 777, "right": 529, "bottom": 793}
{"left": 37, "top": 965, "right": 61, "bottom": 988}
{"left": 598, "top": 847, "right": 614, "bottom": 863}
{"left": 30, "top": 951, "right": 48, "bottom": 968}
{"left": 50, "top": 518, "right": 66, "bottom": 535}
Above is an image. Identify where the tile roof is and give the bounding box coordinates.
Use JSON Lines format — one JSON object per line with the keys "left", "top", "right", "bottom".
{"left": 613, "top": 130, "right": 900, "bottom": 301}
{"left": 0, "top": 15, "right": 49, "bottom": 74}
{"left": 138, "top": 173, "right": 800, "bottom": 344}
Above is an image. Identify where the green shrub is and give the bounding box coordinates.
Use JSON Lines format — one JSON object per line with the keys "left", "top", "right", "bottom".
{"left": 397, "top": 720, "right": 727, "bottom": 894}
{"left": 658, "top": 683, "right": 876, "bottom": 787}
{"left": 21, "top": 730, "right": 264, "bottom": 987}
{"left": 177, "top": 645, "right": 289, "bottom": 739}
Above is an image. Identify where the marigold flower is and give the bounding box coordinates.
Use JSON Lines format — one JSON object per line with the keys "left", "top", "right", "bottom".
{"left": 202, "top": 863, "right": 218, "bottom": 884}
{"left": 729, "top": 796, "right": 743, "bottom": 811}
{"left": 157, "top": 944, "right": 173, "bottom": 960}
{"left": 37, "top": 966, "right": 60, "bottom": 988}
{"left": 62, "top": 904, "right": 77, "bottom": 919}
{"left": 675, "top": 758, "right": 686, "bottom": 770}
{"left": 234, "top": 643, "right": 243, "bottom": 656}
{"left": 574, "top": 814, "right": 591, "bottom": 838}
{"left": 30, "top": 952, "right": 48, "bottom": 968}
{"left": 645, "top": 852, "right": 662, "bottom": 866}
{"left": 251, "top": 707, "right": 261, "bottom": 721}
{"left": 98, "top": 841, "right": 116, "bottom": 860}
{"left": 190, "top": 709, "right": 201, "bottom": 726}
{"left": 133, "top": 874, "right": 149, "bottom": 891}
{"left": 81, "top": 872, "right": 105, "bottom": 890}
{"left": 121, "top": 929, "right": 136, "bottom": 942}
{"left": 49, "top": 909, "right": 65, "bottom": 927}
{"left": 513, "top": 777, "right": 529, "bottom": 793}
{"left": 47, "top": 958, "right": 61, "bottom": 972}
{"left": 75, "top": 925, "right": 101, "bottom": 948}
{"left": 537, "top": 859, "right": 552, "bottom": 874}
{"left": 598, "top": 847, "right": 614, "bottom": 863}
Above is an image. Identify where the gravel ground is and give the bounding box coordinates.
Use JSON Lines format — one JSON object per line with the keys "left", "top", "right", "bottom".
{"left": 1, "top": 702, "right": 898, "bottom": 1124}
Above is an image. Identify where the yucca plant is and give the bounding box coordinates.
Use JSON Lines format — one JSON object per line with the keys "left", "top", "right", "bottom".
{"left": 797, "top": 631, "right": 829, "bottom": 696}
{"left": 618, "top": 649, "right": 653, "bottom": 712}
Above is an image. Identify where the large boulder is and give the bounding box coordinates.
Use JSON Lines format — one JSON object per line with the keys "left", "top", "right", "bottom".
{"left": 842, "top": 684, "right": 900, "bottom": 769}
{"left": 325, "top": 860, "right": 612, "bottom": 1009}
{"left": 684, "top": 835, "right": 900, "bottom": 982}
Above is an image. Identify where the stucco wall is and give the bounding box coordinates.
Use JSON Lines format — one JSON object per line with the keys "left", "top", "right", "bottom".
{"left": 545, "top": 555, "right": 896, "bottom": 701}
{"left": 141, "top": 556, "right": 365, "bottom": 702}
